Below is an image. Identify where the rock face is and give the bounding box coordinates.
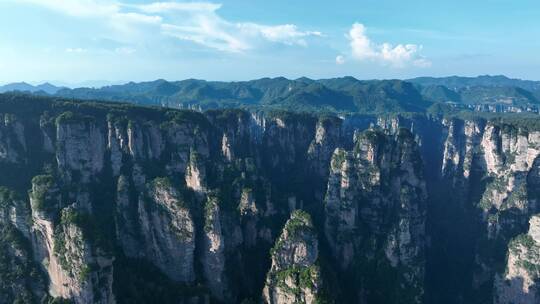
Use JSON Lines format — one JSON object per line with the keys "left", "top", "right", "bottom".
{"left": 0, "top": 187, "right": 47, "bottom": 303}
{"left": 137, "top": 178, "right": 196, "bottom": 282}
{"left": 324, "top": 128, "right": 427, "bottom": 303}
{"left": 263, "top": 210, "right": 324, "bottom": 304}
{"left": 2, "top": 94, "right": 540, "bottom": 303}
{"left": 29, "top": 177, "right": 115, "bottom": 304}
{"left": 495, "top": 215, "right": 540, "bottom": 304}
{"left": 434, "top": 118, "right": 540, "bottom": 303}
{"left": 202, "top": 195, "right": 228, "bottom": 301}
{"left": 0, "top": 113, "right": 26, "bottom": 163}
{"left": 55, "top": 116, "right": 105, "bottom": 183}
{"left": 308, "top": 116, "right": 343, "bottom": 178}
{"left": 441, "top": 119, "right": 485, "bottom": 186}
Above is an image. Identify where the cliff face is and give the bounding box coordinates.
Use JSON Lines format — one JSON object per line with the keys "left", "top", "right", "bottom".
{"left": 262, "top": 210, "right": 323, "bottom": 304}
{"left": 1, "top": 95, "right": 540, "bottom": 303}
{"left": 434, "top": 118, "right": 540, "bottom": 303}
{"left": 325, "top": 128, "right": 427, "bottom": 303}
{"left": 495, "top": 215, "right": 540, "bottom": 304}
{"left": 0, "top": 113, "right": 26, "bottom": 163}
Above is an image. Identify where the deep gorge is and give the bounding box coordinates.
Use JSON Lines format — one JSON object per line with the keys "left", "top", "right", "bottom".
{"left": 0, "top": 94, "right": 539, "bottom": 304}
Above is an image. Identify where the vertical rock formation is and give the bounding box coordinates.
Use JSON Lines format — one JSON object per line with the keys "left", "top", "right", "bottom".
{"left": 441, "top": 119, "right": 485, "bottom": 187}
{"left": 263, "top": 210, "right": 324, "bottom": 304}
{"left": 29, "top": 175, "right": 115, "bottom": 304}
{"left": 0, "top": 113, "right": 26, "bottom": 163}
{"left": 436, "top": 118, "right": 540, "bottom": 302}
{"left": 473, "top": 124, "right": 540, "bottom": 291}
{"left": 324, "top": 128, "right": 427, "bottom": 303}
{"left": 136, "top": 178, "right": 196, "bottom": 283}
{"left": 3, "top": 94, "right": 540, "bottom": 303}
{"left": 185, "top": 150, "right": 207, "bottom": 195}
{"left": 0, "top": 186, "right": 47, "bottom": 303}
{"left": 55, "top": 113, "right": 105, "bottom": 183}
{"left": 495, "top": 215, "right": 540, "bottom": 304}
{"left": 307, "top": 116, "right": 342, "bottom": 178}
{"left": 202, "top": 195, "right": 228, "bottom": 301}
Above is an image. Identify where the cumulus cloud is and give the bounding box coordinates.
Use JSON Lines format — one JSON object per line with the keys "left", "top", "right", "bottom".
{"left": 345, "top": 23, "right": 430, "bottom": 68}
{"left": 12, "top": 0, "right": 322, "bottom": 53}
{"left": 335, "top": 55, "right": 346, "bottom": 65}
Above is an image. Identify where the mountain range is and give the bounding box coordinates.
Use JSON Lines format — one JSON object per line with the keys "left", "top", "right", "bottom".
{"left": 2, "top": 75, "right": 540, "bottom": 114}
{"left": 0, "top": 82, "right": 63, "bottom": 95}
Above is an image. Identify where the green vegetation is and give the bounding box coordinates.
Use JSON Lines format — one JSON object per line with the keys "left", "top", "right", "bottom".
{"left": 29, "top": 174, "right": 56, "bottom": 212}
{"left": 330, "top": 149, "right": 347, "bottom": 169}
{"left": 204, "top": 196, "right": 219, "bottom": 233}
{"left": 0, "top": 186, "right": 18, "bottom": 208}
{"left": 353, "top": 128, "right": 388, "bottom": 155}
{"left": 152, "top": 177, "right": 173, "bottom": 189}
{"left": 284, "top": 210, "right": 314, "bottom": 238}
{"left": 55, "top": 111, "right": 95, "bottom": 125}
{"left": 52, "top": 77, "right": 433, "bottom": 114}
{"left": 271, "top": 210, "right": 315, "bottom": 257}
{"left": 507, "top": 233, "right": 540, "bottom": 277}
{"left": 0, "top": 224, "right": 46, "bottom": 302}
{"left": 79, "top": 265, "right": 91, "bottom": 282}
{"left": 509, "top": 234, "right": 536, "bottom": 252}
{"left": 1, "top": 80, "right": 540, "bottom": 303}
{"left": 274, "top": 265, "right": 319, "bottom": 291}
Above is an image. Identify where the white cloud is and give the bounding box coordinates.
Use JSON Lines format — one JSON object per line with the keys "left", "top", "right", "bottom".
{"left": 247, "top": 24, "right": 322, "bottom": 46}
{"left": 159, "top": 9, "right": 322, "bottom": 52}
{"left": 15, "top": 0, "right": 119, "bottom": 17}
{"left": 66, "top": 48, "right": 87, "bottom": 53}
{"left": 345, "top": 22, "right": 430, "bottom": 68}
{"left": 115, "top": 47, "right": 136, "bottom": 54}
{"left": 162, "top": 23, "right": 250, "bottom": 53}
{"left": 335, "top": 55, "right": 345, "bottom": 65}
{"left": 113, "top": 12, "right": 162, "bottom": 24}
{"left": 136, "top": 2, "right": 222, "bottom": 13}
{"left": 13, "top": 0, "right": 321, "bottom": 54}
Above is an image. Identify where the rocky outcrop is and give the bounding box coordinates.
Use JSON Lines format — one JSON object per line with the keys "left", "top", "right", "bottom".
{"left": 495, "top": 215, "right": 540, "bottom": 304}
{"left": 202, "top": 195, "right": 228, "bottom": 301}
{"left": 307, "top": 116, "right": 342, "bottom": 178}
{"left": 0, "top": 186, "right": 31, "bottom": 237}
{"left": 136, "top": 178, "right": 196, "bottom": 282}
{"left": 29, "top": 176, "right": 114, "bottom": 304}
{"left": 441, "top": 119, "right": 485, "bottom": 184}
{"left": 55, "top": 114, "right": 105, "bottom": 183}
{"left": 185, "top": 150, "right": 207, "bottom": 195}
{"left": 0, "top": 186, "right": 47, "bottom": 303}
{"left": 324, "top": 128, "right": 427, "bottom": 303}
{"left": 437, "top": 118, "right": 540, "bottom": 301}
{"left": 262, "top": 210, "right": 324, "bottom": 304}
{"left": 0, "top": 113, "right": 26, "bottom": 163}
{"left": 262, "top": 114, "right": 316, "bottom": 173}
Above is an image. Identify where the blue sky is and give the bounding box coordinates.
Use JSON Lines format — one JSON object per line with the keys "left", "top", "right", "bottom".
{"left": 1, "top": 0, "right": 539, "bottom": 85}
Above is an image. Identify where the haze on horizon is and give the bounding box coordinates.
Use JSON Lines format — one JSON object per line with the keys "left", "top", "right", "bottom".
{"left": 1, "top": 0, "right": 539, "bottom": 85}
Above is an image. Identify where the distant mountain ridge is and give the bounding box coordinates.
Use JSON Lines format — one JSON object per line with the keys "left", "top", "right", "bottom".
{"left": 0, "top": 82, "right": 63, "bottom": 94}
{"left": 4, "top": 75, "right": 540, "bottom": 114}
{"left": 408, "top": 75, "right": 540, "bottom": 91}
{"left": 408, "top": 75, "right": 540, "bottom": 107}
{"left": 54, "top": 77, "right": 431, "bottom": 113}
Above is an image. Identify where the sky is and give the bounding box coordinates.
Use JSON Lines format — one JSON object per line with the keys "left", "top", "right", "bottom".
{"left": 1, "top": 0, "right": 539, "bottom": 85}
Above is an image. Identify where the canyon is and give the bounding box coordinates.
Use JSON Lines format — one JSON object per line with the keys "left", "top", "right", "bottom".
{"left": 0, "top": 93, "right": 539, "bottom": 303}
